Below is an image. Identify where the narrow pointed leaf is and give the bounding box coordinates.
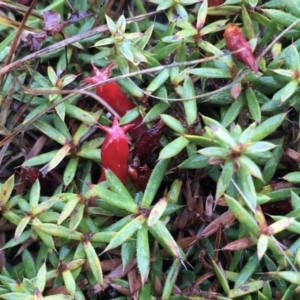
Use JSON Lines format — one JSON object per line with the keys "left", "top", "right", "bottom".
{"left": 33, "top": 120, "right": 67, "bottom": 145}
{"left": 57, "top": 194, "right": 81, "bottom": 225}
{"left": 216, "top": 160, "right": 234, "bottom": 199}
{"left": 105, "top": 169, "right": 135, "bottom": 202}
{"left": 90, "top": 184, "right": 139, "bottom": 213}
{"left": 225, "top": 194, "right": 260, "bottom": 235}
{"left": 83, "top": 240, "right": 103, "bottom": 284}
{"left": 238, "top": 155, "right": 263, "bottom": 180}
{"left": 147, "top": 197, "right": 168, "bottom": 226}
{"left": 149, "top": 220, "right": 185, "bottom": 259}
{"left": 35, "top": 262, "right": 47, "bottom": 292}
{"left": 239, "top": 165, "right": 257, "bottom": 209}
{"left": 159, "top": 136, "right": 189, "bottom": 160}
{"left": 0, "top": 174, "right": 14, "bottom": 205}
{"left": 257, "top": 234, "right": 268, "bottom": 260}
{"left": 137, "top": 223, "right": 150, "bottom": 285}
{"left": 161, "top": 259, "right": 180, "bottom": 300}
{"left": 141, "top": 159, "right": 169, "bottom": 208}
{"left": 29, "top": 180, "right": 40, "bottom": 208}
{"left": 62, "top": 270, "right": 76, "bottom": 296}
{"left": 252, "top": 113, "right": 285, "bottom": 141}
{"left": 105, "top": 215, "right": 146, "bottom": 252}
{"left": 33, "top": 223, "right": 82, "bottom": 240}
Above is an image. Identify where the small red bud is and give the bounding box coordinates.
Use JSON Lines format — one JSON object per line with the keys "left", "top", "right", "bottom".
{"left": 98, "top": 117, "right": 134, "bottom": 185}
{"left": 83, "top": 63, "right": 147, "bottom": 140}
{"left": 224, "top": 24, "right": 258, "bottom": 73}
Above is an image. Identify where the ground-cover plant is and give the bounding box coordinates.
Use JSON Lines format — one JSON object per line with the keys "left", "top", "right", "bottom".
{"left": 1, "top": 0, "right": 300, "bottom": 299}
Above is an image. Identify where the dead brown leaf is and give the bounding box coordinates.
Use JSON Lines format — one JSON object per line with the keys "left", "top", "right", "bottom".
{"left": 221, "top": 237, "right": 256, "bottom": 251}
{"left": 200, "top": 210, "right": 235, "bottom": 237}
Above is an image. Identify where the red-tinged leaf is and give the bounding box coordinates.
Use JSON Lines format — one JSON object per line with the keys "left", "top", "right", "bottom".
{"left": 230, "top": 82, "right": 242, "bottom": 100}
{"left": 224, "top": 23, "right": 258, "bottom": 73}
{"left": 286, "top": 147, "right": 300, "bottom": 162}
{"left": 222, "top": 237, "right": 256, "bottom": 251}
{"left": 200, "top": 210, "right": 235, "bottom": 237}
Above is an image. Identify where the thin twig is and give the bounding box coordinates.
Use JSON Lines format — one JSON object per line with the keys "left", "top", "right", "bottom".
{"left": 0, "top": 11, "right": 161, "bottom": 76}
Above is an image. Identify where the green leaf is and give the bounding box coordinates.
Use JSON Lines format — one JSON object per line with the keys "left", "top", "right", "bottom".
{"left": 283, "top": 172, "right": 300, "bottom": 183}
{"left": 105, "top": 215, "right": 146, "bottom": 251}
{"left": 178, "top": 154, "right": 209, "bottom": 169}
{"left": 137, "top": 224, "right": 150, "bottom": 285}
{"left": 196, "top": 0, "right": 208, "bottom": 29}
{"left": 202, "top": 115, "right": 236, "bottom": 148}
{"left": 189, "top": 67, "right": 231, "bottom": 78}
{"left": 65, "top": 104, "right": 98, "bottom": 124}
{"left": 69, "top": 203, "right": 85, "bottom": 232}
{"left": 272, "top": 80, "right": 299, "bottom": 103}
{"left": 40, "top": 143, "right": 72, "bottom": 175}
{"left": 199, "top": 147, "right": 230, "bottom": 158}
{"left": 225, "top": 194, "right": 260, "bottom": 235}
{"left": 83, "top": 240, "right": 103, "bottom": 284}
{"left": 266, "top": 271, "right": 300, "bottom": 285}
{"left": 238, "top": 155, "right": 263, "bottom": 180}
{"left": 216, "top": 160, "right": 234, "bottom": 199}
{"left": 160, "top": 114, "right": 186, "bottom": 134}
{"left": 149, "top": 220, "right": 185, "bottom": 259}
{"left": 211, "top": 260, "right": 230, "bottom": 294}
{"left": 121, "top": 239, "right": 136, "bottom": 267}
{"left": 89, "top": 184, "right": 139, "bottom": 213}
{"left": 159, "top": 136, "right": 189, "bottom": 159}
{"left": 33, "top": 223, "right": 82, "bottom": 240}
{"left": 147, "top": 197, "right": 168, "bottom": 226}
{"left": 228, "top": 280, "right": 266, "bottom": 297}
{"left": 144, "top": 100, "right": 169, "bottom": 123}
{"left": 200, "top": 19, "right": 227, "bottom": 36}
{"left": 235, "top": 252, "right": 260, "bottom": 288}
{"left": 35, "top": 262, "right": 47, "bottom": 292}
{"left": 257, "top": 234, "right": 268, "bottom": 260}
{"left": 146, "top": 69, "right": 170, "bottom": 93}
{"left": 182, "top": 76, "right": 197, "bottom": 126}
{"left": 252, "top": 113, "right": 285, "bottom": 142}
{"left": 22, "top": 150, "right": 58, "bottom": 167}
{"left": 245, "top": 141, "right": 276, "bottom": 154}
{"left": 22, "top": 249, "right": 37, "bottom": 279}
{"left": 0, "top": 174, "right": 14, "bottom": 205}
{"left": 14, "top": 215, "right": 31, "bottom": 241}
{"left": 239, "top": 164, "right": 258, "bottom": 209}
{"left": 47, "top": 66, "right": 58, "bottom": 87}
{"left": 141, "top": 159, "right": 169, "bottom": 208}
{"left": 119, "top": 107, "right": 141, "bottom": 125}
{"left": 246, "top": 88, "right": 261, "bottom": 123}
{"left": 63, "top": 157, "right": 79, "bottom": 186}
{"left": 62, "top": 270, "right": 76, "bottom": 296}
{"left": 105, "top": 14, "right": 117, "bottom": 35}
{"left": 161, "top": 259, "right": 180, "bottom": 300}
{"left": 33, "top": 120, "right": 67, "bottom": 145}
{"left": 263, "top": 9, "right": 300, "bottom": 30}
{"left": 221, "top": 94, "right": 245, "bottom": 127}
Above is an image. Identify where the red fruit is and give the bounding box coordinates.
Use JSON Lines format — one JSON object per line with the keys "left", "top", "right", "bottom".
{"left": 83, "top": 63, "right": 147, "bottom": 140}
{"left": 98, "top": 117, "right": 133, "bottom": 185}
{"left": 224, "top": 24, "right": 258, "bottom": 73}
